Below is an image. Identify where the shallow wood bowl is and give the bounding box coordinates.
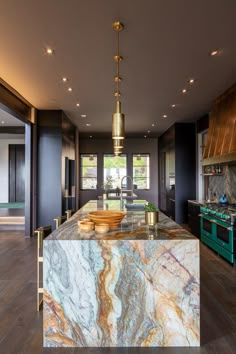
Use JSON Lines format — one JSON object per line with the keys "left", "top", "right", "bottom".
{"left": 88, "top": 210, "right": 126, "bottom": 228}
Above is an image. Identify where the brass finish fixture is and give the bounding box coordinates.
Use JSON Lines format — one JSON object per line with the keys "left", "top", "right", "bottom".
{"left": 65, "top": 209, "right": 75, "bottom": 220}
{"left": 114, "top": 146, "right": 123, "bottom": 156}
{"left": 113, "top": 55, "right": 123, "bottom": 62}
{"left": 35, "top": 225, "right": 52, "bottom": 311}
{"left": 112, "top": 101, "right": 125, "bottom": 139}
{"left": 114, "top": 76, "right": 122, "bottom": 82}
{"left": 112, "top": 21, "right": 125, "bottom": 153}
{"left": 112, "top": 21, "right": 124, "bottom": 31}
{"left": 113, "top": 138, "right": 124, "bottom": 149}
{"left": 54, "top": 215, "right": 66, "bottom": 229}
{"left": 145, "top": 211, "right": 159, "bottom": 226}
{"left": 114, "top": 146, "right": 123, "bottom": 152}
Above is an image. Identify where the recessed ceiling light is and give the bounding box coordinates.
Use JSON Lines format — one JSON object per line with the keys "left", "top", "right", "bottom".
{"left": 1, "top": 121, "right": 5, "bottom": 124}
{"left": 76, "top": 103, "right": 80, "bottom": 107}
{"left": 144, "top": 135, "right": 147, "bottom": 138}
{"left": 62, "top": 77, "right": 68, "bottom": 82}
{"left": 46, "top": 48, "right": 54, "bottom": 55}
{"left": 171, "top": 104, "right": 176, "bottom": 108}
{"left": 81, "top": 114, "right": 87, "bottom": 118}
{"left": 68, "top": 87, "right": 72, "bottom": 92}
{"left": 152, "top": 124, "right": 155, "bottom": 127}
{"left": 147, "top": 130, "right": 150, "bottom": 133}
{"left": 90, "top": 135, "right": 93, "bottom": 138}
{"left": 163, "top": 114, "right": 167, "bottom": 118}
{"left": 210, "top": 49, "right": 220, "bottom": 56}
{"left": 86, "top": 123, "right": 91, "bottom": 126}
{"left": 181, "top": 88, "right": 187, "bottom": 94}
{"left": 188, "top": 78, "right": 195, "bottom": 84}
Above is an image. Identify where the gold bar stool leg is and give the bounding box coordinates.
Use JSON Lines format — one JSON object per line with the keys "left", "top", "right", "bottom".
{"left": 35, "top": 225, "right": 52, "bottom": 311}
{"left": 65, "top": 209, "right": 75, "bottom": 220}
{"left": 54, "top": 215, "right": 67, "bottom": 229}
{"left": 54, "top": 217, "right": 60, "bottom": 229}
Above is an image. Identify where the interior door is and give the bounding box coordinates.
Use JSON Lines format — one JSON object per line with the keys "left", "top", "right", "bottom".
{"left": 9, "top": 144, "right": 25, "bottom": 202}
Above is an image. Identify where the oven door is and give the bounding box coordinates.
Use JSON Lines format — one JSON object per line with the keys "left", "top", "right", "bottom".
{"left": 215, "top": 222, "right": 234, "bottom": 253}
{"left": 200, "top": 214, "right": 214, "bottom": 238}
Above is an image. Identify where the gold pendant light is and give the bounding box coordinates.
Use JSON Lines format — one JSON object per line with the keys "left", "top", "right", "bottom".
{"left": 112, "top": 21, "right": 125, "bottom": 155}
{"left": 112, "top": 101, "right": 125, "bottom": 140}
{"left": 113, "top": 137, "right": 124, "bottom": 149}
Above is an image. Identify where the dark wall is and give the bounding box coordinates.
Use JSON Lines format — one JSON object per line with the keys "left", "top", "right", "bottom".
{"left": 79, "top": 138, "right": 158, "bottom": 207}
{"left": 37, "top": 110, "right": 76, "bottom": 229}
{"left": 175, "top": 123, "right": 196, "bottom": 223}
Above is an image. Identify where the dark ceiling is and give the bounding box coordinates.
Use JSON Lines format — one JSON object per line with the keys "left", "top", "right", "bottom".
{"left": 0, "top": 0, "right": 235, "bottom": 137}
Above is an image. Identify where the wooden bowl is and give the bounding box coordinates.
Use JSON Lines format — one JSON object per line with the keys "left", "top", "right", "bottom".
{"left": 79, "top": 221, "right": 95, "bottom": 232}
{"left": 95, "top": 223, "right": 110, "bottom": 234}
{"left": 77, "top": 218, "right": 91, "bottom": 226}
{"left": 88, "top": 210, "right": 126, "bottom": 228}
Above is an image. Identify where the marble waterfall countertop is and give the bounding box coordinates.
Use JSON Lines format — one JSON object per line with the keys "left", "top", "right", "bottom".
{"left": 43, "top": 200, "right": 200, "bottom": 347}
{"left": 46, "top": 199, "right": 196, "bottom": 241}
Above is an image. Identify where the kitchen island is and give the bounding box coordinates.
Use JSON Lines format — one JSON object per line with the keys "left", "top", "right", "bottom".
{"left": 43, "top": 200, "right": 199, "bottom": 347}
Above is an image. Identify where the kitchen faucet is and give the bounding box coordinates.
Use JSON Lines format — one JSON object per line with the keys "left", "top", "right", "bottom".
{"left": 120, "top": 175, "right": 133, "bottom": 209}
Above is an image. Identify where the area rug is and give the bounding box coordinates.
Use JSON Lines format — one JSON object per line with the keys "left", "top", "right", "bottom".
{"left": 0, "top": 202, "right": 25, "bottom": 209}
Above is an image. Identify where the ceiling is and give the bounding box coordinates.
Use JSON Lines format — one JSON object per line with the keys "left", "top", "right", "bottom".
{"left": 0, "top": 108, "right": 25, "bottom": 127}
{"left": 0, "top": 0, "right": 235, "bottom": 137}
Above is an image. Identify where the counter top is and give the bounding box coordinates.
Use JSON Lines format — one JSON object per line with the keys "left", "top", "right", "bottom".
{"left": 47, "top": 200, "right": 196, "bottom": 241}
{"left": 188, "top": 200, "right": 206, "bottom": 205}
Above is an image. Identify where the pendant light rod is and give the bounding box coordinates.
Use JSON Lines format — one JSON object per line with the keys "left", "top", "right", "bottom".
{"left": 112, "top": 21, "right": 125, "bottom": 153}
{"left": 117, "top": 29, "right": 120, "bottom": 101}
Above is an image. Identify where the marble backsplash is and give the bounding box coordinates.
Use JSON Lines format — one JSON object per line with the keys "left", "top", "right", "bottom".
{"left": 208, "top": 164, "right": 236, "bottom": 204}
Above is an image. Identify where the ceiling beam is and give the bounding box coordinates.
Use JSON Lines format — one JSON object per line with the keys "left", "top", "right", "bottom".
{"left": 0, "top": 126, "right": 25, "bottom": 134}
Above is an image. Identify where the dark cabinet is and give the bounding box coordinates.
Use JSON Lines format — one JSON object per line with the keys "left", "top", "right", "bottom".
{"left": 37, "top": 110, "right": 77, "bottom": 229}
{"left": 188, "top": 201, "right": 200, "bottom": 238}
{"left": 158, "top": 123, "right": 196, "bottom": 224}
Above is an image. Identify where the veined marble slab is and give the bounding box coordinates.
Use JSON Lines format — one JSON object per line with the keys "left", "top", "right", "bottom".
{"left": 44, "top": 244, "right": 199, "bottom": 345}
{"left": 43, "top": 200, "right": 199, "bottom": 347}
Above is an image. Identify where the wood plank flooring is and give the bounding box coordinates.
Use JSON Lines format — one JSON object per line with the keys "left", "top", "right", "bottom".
{"left": 0, "top": 231, "right": 235, "bottom": 354}
{"left": 0, "top": 208, "right": 24, "bottom": 217}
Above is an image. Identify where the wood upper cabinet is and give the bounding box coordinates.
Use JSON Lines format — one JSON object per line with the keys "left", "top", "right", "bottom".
{"left": 203, "top": 85, "right": 236, "bottom": 162}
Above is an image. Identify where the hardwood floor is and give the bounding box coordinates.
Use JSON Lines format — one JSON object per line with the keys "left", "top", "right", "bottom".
{"left": 0, "top": 231, "right": 235, "bottom": 354}
{"left": 0, "top": 208, "right": 24, "bottom": 217}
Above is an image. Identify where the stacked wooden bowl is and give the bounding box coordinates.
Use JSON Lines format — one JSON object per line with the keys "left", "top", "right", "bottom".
{"left": 88, "top": 210, "right": 126, "bottom": 229}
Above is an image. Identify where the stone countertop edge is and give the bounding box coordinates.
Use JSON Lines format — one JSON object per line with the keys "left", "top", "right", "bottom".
{"left": 45, "top": 200, "right": 197, "bottom": 241}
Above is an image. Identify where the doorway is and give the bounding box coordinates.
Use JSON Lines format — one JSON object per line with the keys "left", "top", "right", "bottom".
{"left": 0, "top": 108, "right": 25, "bottom": 230}
{"left": 9, "top": 144, "right": 25, "bottom": 203}
{"left": 0, "top": 81, "right": 34, "bottom": 236}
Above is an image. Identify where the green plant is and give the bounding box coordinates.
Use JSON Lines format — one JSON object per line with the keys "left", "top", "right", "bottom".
{"left": 101, "top": 176, "right": 116, "bottom": 190}
{"left": 145, "top": 202, "right": 158, "bottom": 212}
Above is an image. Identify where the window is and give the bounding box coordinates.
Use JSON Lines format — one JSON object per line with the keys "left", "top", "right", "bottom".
{"left": 133, "top": 154, "right": 150, "bottom": 189}
{"left": 103, "top": 154, "right": 127, "bottom": 190}
{"left": 80, "top": 154, "right": 97, "bottom": 189}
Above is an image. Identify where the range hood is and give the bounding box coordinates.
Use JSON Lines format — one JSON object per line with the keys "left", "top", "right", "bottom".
{"left": 202, "top": 85, "right": 236, "bottom": 166}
